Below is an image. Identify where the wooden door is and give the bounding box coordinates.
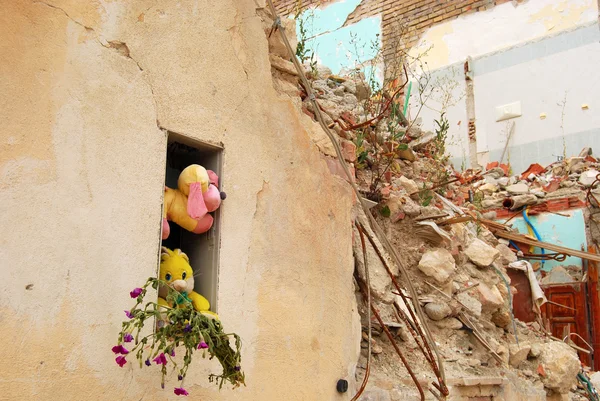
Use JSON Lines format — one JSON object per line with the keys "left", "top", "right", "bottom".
{"left": 541, "top": 282, "right": 592, "bottom": 366}
{"left": 586, "top": 246, "right": 600, "bottom": 370}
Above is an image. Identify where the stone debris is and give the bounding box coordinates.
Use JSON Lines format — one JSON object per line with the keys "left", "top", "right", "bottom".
{"left": 279, "top": 60, "right": 595, "bottom": 401}
{"left": 538, "top": 341, "right": 581, "bottom": 394}
{"left": 506, "top": 182, "right": 530, "bottom": 195}
{"left": 434, "top": 317, "right": 464, "bottom": 330}
{"left": 509, "top": 343, "right": 531, "bottom": 367}
{"left": 456, "top": 292, "right": 483, "bottom": 318}
{"left": 464, "top": 238, "right": 500, "bottom": 267}
{"left": 394, "top": 176, "right": 418, "bottom": 194}
{"left": 418, "top": 248, "right": 456, "bottom": 283}
{"left": 579, "top": 169, "right": 600, "bottom": 187}
{"left": 424, "top": 302, "right": 453, "bottom": 321}
{"left": 477, "top": 283, "right": 504, "bottom": 312}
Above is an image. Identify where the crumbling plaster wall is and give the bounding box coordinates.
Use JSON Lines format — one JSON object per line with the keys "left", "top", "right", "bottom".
{"left": 0, "top": 1, "right": 361, "bottom": 400}
{"left": 409, "top": 0, "right": 600, "bottom": 172}
{"left": 412, "top": 0, "right": 598, "bottom": 70}
{"left": 294, "top": 0, "right": 383, "bottom": 83}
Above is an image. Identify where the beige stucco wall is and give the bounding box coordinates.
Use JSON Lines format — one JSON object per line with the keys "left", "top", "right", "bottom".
{"left": 0, "top": 1, "right": 360, "bottom": 399}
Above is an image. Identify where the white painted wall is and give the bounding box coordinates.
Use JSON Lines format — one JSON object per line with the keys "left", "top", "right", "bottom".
{"left": 475, "top": 41, "right": 600, "bottom": 156}
{"left": 412, "top": 0, "right": 598, "bottom": 71}
{"left": 406, "top": 65, "right": 470, "bottom": 169}
{"left": 409, "top": 0, "right": 600, "bottom": 172}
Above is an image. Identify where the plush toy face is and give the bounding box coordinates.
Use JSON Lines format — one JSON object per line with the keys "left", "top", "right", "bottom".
{"left": 159, "top": 247, "right": 195, "bottom": 298}
{"left": 178, "top": 165, "right": 209, "bottom": 195}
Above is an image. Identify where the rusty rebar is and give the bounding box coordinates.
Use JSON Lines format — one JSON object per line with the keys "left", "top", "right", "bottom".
{"left": 351, "top": 223, "right": 371, "bottom": 401}
{"left": 392, "top": 302, "right": 429, "bottom": 358}
{"left": 358, "top": 281, "right": 425, "bottom": 400}
{"left": 358, "top": 222, "right": 449, "bottom": 397}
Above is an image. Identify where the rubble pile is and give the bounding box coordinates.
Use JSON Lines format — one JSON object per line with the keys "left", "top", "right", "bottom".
{"left": 262, "top": 14, "right": 598, "bottom": 397}
{"left": 470, "top": 151, "right": 599, "bottom": 214}
{"left": 291, "top": 64, "right": 598, "bottom": 400}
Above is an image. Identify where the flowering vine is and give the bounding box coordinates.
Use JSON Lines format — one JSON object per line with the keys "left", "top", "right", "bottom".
{"left": 113, "top": 277, "right": 245, "bottom": 396}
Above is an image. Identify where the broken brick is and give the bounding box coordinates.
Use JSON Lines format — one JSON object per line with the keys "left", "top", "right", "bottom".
{"left": 340, "top": 139, "right": 357, "bottom": 163}
{"left": 340, "top": 111, "right": 356, "bottom": 126}
{"left": 520, "top": 163, "right": 545, "bottom": 180}
{"left": 391, "top": 211, "right": 405, "bottom": 222}
{"left": 486, "top": 161, "right": 499, "bottom": 170}
{"left": 537, "top": 364, "right": 546, "bottom": 377}
{"left": 322, "top": 156, "right": 355, "bottom": 183}
{"left": 380, "top": 185, "right": 391, "bottom": 198}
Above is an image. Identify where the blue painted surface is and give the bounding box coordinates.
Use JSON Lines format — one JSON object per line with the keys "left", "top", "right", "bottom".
{"left": 295, "top": 0, "right": 362, "bottom": 36}
{"left": 505, "top": 209, "right": 587, "bottom": 271}
{"left": 294, "top": 1, "right": 383, "bottom": 85}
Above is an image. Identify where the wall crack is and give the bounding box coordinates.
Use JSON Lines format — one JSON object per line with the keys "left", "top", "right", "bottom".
{"left": 34, "top": 1, "right": 160, "bottom": 128}
{"left": 33, "top": 1, "right": 94, "bottom": 32}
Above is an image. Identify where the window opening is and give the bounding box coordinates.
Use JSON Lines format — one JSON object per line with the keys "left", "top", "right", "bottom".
{"left": 161, "top": 132, "right": 224, "bottom": 312}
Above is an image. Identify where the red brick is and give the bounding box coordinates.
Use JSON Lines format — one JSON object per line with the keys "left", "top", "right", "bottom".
{"left": 323, "top": 156, "right": 355, "bottom": 183}
{"left": 340, "top": 139, "right": 357, "bottom": 163}
{"left": 272, "top": 0, "right": 501, "bottom": 75}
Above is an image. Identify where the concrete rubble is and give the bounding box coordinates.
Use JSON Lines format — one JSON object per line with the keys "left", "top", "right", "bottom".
{"left": 268, "top": 44, "right": 597, "bottom": 398}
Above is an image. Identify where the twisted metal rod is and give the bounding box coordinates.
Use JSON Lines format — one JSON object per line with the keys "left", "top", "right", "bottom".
{"left": 264, "top": 2, "right": 446, "bottom": 398}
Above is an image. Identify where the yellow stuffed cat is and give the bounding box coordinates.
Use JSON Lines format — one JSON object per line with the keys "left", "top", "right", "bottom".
{"left": 157, "top": 247, "right": 218, "bottom": 320}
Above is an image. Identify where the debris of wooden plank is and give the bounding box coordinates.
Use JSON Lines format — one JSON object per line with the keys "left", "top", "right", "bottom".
{"left": 361, "top": 197, "right": 378, "bottom": 210}
{"left": 457, "top": 312, "right": 505, "bottom": 365}
{"left": 488, "top": 229, "right": 600, "bottom": 262}
{"left": 456, "top": 283, "right": 480, "bottom": 294}
{"left": 549, "top": 336, "right": 591, "bottom": 355}
{"left": 438, "top": 216, "right": 473, "bottom": 226}
{"left": 415, "top": 213, "right": 449, "bottom": 221}
{"left": 545, "top": 300, "right": 577, "bottom": 311}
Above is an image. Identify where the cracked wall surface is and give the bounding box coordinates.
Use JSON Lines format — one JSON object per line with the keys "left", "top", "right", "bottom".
{"left": 0, "top": 0, "right": 360, "bottom": 400}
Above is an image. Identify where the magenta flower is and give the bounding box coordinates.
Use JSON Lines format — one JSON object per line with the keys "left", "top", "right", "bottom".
{"left": 174, "top": 387, "right": 189, "bottom": 396}
{"left": 170, "top": 349, "right": 175, "bottom": 357}
{"left": 115, "top": 355, "right": 127, "bottom": 367}
{"left": 198, "top": 342, "right": 208, "bottom": 349}
{"left": 112, "top": 345, "right": 129, "bottom": 355}
{"left": 145, "top": 359, "right": 151, "bottom": 366}
{"left": 124, "top": 310, "right": 133, "bottom": 319}
{"left": 178, "top": 374, "right": 183, "bottom": 381}
{"left": 130, "top": 287, "right": 143, "bottom": 298}
{"left": 153, "top": 353, "right": 167, "bottom": 365}
{"left": 123, "top": 333, "right": 133, "bottom": 343}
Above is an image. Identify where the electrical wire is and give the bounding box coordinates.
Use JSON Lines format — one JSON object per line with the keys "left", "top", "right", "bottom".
{"left": 522, "top": 207, "right": 545, "bottom": 267}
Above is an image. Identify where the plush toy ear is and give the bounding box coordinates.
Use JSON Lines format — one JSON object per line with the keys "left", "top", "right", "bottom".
{"left": 175, "top": 249, "right": 189, "bottom": 262}
{"left": 161, "top": 218, "right": 170, "bottom": 240}
{"left": 207, "top": 170, "right": 219, "bottom": 188}
{"left": 204, "top": 184, "right": 221, "bottom": 212}
{"left": 160, "top": 246, "right": 171, "bottom": 261}
{"left": 187, "top": 182, "right": 208, "bottom": 219}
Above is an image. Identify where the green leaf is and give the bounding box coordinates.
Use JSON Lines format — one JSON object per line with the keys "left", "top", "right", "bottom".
{"left": 380, "top": 205, "right": 391, "bottom": 217}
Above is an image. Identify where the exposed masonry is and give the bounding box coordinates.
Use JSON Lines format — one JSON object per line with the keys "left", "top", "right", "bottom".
{"left": 272, "top": 0, "right": 523, "bottom": 64}
{"left": 34, "top": 0, "right": 161, "bottom": 127}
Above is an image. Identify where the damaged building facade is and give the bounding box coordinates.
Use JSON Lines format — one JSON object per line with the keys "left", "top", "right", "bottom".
{"left": 275, "top": 0, "right": 600, "bottom": 172}
{"left": 0, "top": 1, "right": 361, "bottom": 400}
{"left": 3, "top": 0, "right": 600, "bottom": 400}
